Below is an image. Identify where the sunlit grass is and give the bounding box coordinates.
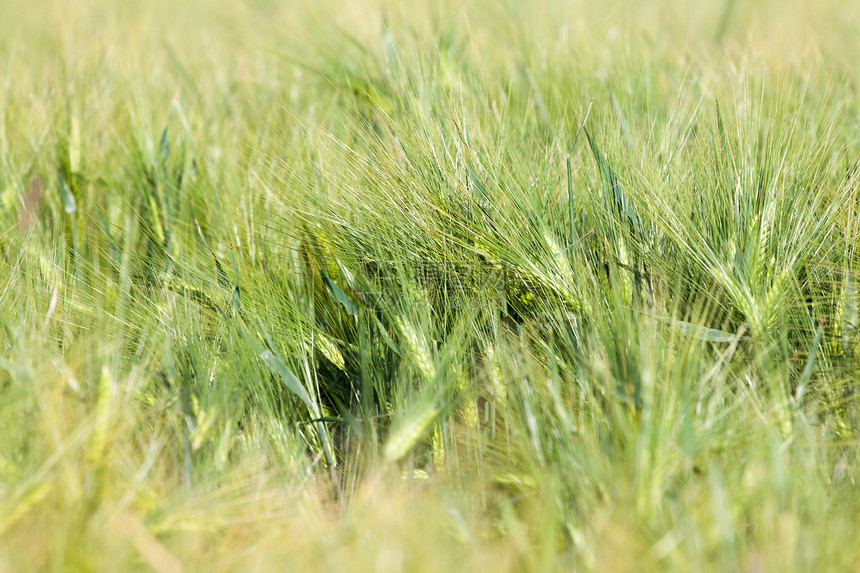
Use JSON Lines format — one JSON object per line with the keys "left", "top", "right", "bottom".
{"left": 2, "top": 0, "right": 860, "bottom": 570}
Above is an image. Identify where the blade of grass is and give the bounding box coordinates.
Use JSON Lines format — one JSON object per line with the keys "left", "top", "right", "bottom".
{"left": 567, "top": 98, "right": 594, "bottom": 256}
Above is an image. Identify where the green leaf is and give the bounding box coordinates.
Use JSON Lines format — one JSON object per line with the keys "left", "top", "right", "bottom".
{"left": 260, "top": 349, "right": 316, "bottom": 414}
{"left": 229, "top": 246, "right": 241, "bottom": 308}
{"left": 214, "top": 258, "right": 230, "bottom": 288}
{"left": 661, "top": 318, "right": 740, "bottom": 343}
{"left": 58, "top": 168, "right": 76, "bottom": 215}
{"left": 160, "top": 125, "right": 170, "bottom": 164}
{"left": 566, "top": 98, "right": 594, "bottom": 255}
{"left": 322, "top": 272, "right": 358, "bottom": 316}
{"left": 584, "top": 128, "right": 641, "bottom": 238}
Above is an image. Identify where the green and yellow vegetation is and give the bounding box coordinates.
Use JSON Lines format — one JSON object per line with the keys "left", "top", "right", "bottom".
{"left": 3, "top": 0, "right": 860, "bottom": 570}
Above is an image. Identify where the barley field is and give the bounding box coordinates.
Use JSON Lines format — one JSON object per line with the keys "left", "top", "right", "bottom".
{"left": 2, "top": 0, "right": 860, "bottom": 570}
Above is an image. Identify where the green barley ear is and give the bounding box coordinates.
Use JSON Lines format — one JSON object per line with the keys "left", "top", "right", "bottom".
{"left": 383, "top": 401, "right": 439, "bottom": 463}
{"left": 396, "top": 315, "right": 435, "bottom": 382}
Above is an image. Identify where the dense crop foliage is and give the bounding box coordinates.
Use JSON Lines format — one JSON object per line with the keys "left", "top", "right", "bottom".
{"left": 3, "top": 0, "right": 860, "bottom": 570}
